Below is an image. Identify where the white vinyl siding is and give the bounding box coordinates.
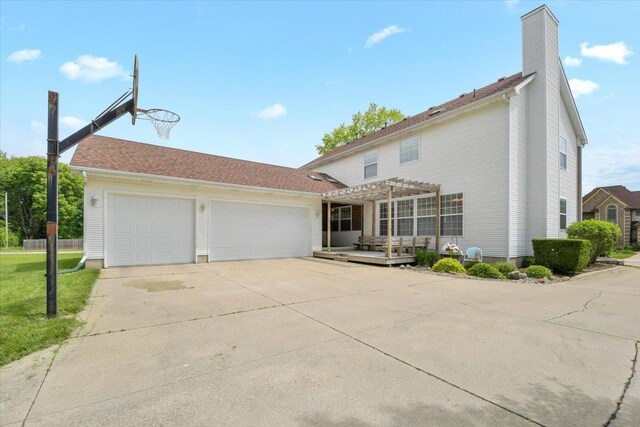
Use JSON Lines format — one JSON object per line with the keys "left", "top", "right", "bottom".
{"left": 364, "top": 150, "right": 378, "bottom": 179}
{"left": 399, "top": 136, "right": 420, "bottom": 164}
{"left": 313, "top": 100, "right": 509, "bottom": 257}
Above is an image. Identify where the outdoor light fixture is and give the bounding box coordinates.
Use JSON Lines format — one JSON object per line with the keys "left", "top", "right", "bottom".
{"left": 200, "top": 202, "right": 207, "bottom": 213}
{"left": 90, "top": 196, "right": 98, "bottom": 207}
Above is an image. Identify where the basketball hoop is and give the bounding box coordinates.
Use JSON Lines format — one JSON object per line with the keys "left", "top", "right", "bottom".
{"left": 136, "top": 108, "right": 181, "bottom": 139}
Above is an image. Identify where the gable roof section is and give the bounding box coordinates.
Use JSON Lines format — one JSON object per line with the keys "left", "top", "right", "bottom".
{"left": 301, "top": 72, "right": 534, "bottom": 168}
{"left": 559, "top": 60, "right": 588, "bottom": 145}
{"left": 583, "top": 186, "right": 640, "bottom": 209}
{"left": 70, "top": 135, "right": 346, "bottom": 194}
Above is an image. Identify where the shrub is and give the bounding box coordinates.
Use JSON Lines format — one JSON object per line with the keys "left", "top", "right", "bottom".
{"left": 522, "top": 256, "right": 536, "bottom": 268}
{"left": 566, "top": 220, "right": 621, "bottom": 264}
{"left": 493, "top": 262, "right": 518, "bottom": 276}
{"left": 464, "top": 261, "right": 480, "bottom": 269}
{"left": 468, "top": 263, "right": 504, "bottom": 279}
{"left": 532, "top": 239, "right": 591, "bottom": 274}
{"left": 432, "top": 258, "right": 466, "bottom": 274}
{"left": 415, "top": 250, "right": 440, "bottom": 267}
{"left": 525, "top": 265, "right": 553, "bottom": 279}
{"left": 0, "top": 224, "right": 19, "bottom": 247}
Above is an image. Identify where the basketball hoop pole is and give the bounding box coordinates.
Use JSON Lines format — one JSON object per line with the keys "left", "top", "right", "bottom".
{"left": 45, "top": 94, "right": 135, "bottom": 318}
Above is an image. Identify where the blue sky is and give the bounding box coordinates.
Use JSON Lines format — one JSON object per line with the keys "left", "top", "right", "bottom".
{"left": 1, "top": 0, "right": 639, "bottom": 192}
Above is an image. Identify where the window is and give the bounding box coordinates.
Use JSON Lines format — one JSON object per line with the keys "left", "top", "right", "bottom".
{"left": 560, "top": 137, "right": 567, "bottom": 170}
{"left": 560, "top": 198, "right": 567, "bottom": 230}
{"left": 417, "top": 196, "right": 436, "bottom": 236}
{"left": 379, "top": 202, "right": 395, "bottom": 236}
{"left": 364, "top": 151, "right": 378, "bottom": 179}
{"left": 440, "top": 193, "right": 463, "bottom": 236}
{"left": 396, "top": 200, "right": 414, "bottom": 236}
{"left": 331, "top": 206, "right": 351, "bottom": 232}
{"left": 607, "top": 204, "right": 617, "bottom": 223}
{"left": 399, "top": 137, "right": 420, "bottom": 164}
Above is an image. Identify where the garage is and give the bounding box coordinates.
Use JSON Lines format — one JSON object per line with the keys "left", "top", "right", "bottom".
{"left": 209, "top": 201, "right": 312, "bottom": 261}
{"left": 106, "top": 194, "right": 195, "bottom": 267}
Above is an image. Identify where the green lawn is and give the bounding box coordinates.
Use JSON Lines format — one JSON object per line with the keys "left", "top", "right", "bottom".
{"left": 610, "top": 251, "right": 636, "bottom": 259}
{"left": 0, "top": 253, "right": 99, "bottom": 366}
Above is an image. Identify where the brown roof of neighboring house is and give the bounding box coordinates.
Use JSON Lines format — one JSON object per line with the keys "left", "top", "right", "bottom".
{"left": 583, "top": 185, "right": 640, "bottom": 209}
{"left": 302, "top": 72, "right": 533, "bottom": 168}
{"left": 70, "top": 135, "right": 346, "bottom": 193}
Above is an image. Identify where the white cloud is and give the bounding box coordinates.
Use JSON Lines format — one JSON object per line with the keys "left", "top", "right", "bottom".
{"left": 580, "top": 42, "right": 633, "bottom": 65}
{"left": 59, "top": 55, "right": 128, "bottom": 83}
{"left": 563, "top": 56, "right": 582, "bottom": 67}
{"left": 60, "top": 116, "right": 87, "bottom": 131}
{"left": 365, "top": 25, "right": 407, "bottom": 48}
{"left": 30, "top": 121, "right": 44, "bottom": 131}
{"left": 6, "top": 49, "right": 41, "bottom": 63}
{"left": 569, "top": 78, "right": 599, "bottom": 98}
{"left": 256, "top": 104, "right": 287, "bottom": 120}
{"left": 504, "top": 0, "right": 519, "bottom": 7}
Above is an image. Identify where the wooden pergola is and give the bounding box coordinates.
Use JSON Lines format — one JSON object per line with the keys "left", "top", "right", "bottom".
{"left": 322, "top": 178, "right": 441, "bottom": 257}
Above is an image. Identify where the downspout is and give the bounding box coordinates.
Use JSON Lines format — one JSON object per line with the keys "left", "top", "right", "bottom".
{"left": 577, "top": 143, "right": 583, "bottom": 221}
{"left": 505, "top": 94, "right": 512, "bottom": 262}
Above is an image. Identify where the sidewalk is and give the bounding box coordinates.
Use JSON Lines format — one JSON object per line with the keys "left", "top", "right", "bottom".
{"left": 624, "top": 252, "right": 640, "bottom": 268}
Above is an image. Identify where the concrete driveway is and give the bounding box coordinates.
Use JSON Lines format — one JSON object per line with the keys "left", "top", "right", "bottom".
{"left": 2, "top": 259, "right": 639, "bottom": 426}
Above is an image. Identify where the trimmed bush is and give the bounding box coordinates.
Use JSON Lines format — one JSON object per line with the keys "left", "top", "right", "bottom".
{"left": 525, "top": 265, "right": 553, "bottom": 279}
{"left": 522, "top": 256, "right": 536, "bottom": 268}
{"left": 415, "top": 250, "right": 440, "bottom": 267}
{"left": 468, "top": 263, "right": 504, "bottom": 279}
{"left": 464, "top": 261, "right": 480, "bottom": 269}
{"left": 566, "top": 219, "right": 621, "bottom": 264}
{"left": 493, "top": 262, "right": 518, "bottom": 276}
{"left": 532, "top": 238, "right": 591, "bottom": 274}
{"left": 432, "top": 258, "right": 466, "bottom": 274}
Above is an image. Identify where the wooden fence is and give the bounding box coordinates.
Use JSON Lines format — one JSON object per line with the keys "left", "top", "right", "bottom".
{"left": 23, "top": 239, "right": 83, "bottom": 251}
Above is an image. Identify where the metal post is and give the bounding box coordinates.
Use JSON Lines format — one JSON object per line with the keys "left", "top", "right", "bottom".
{"left": 4, "top": 192, "right": 7, "bottom": 248}
{"left": 46, "top": 91, "right": 59, "bottom": 318}
{"left": 326, "top": 201, "right": 331, "bottom": 252}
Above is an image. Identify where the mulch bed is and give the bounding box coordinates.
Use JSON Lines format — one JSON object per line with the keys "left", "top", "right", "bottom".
{"left": 401, "top": 261, "right": 619, "bottom": 285}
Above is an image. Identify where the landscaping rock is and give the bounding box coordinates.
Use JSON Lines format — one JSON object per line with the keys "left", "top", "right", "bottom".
{"left": 507, "top": 271, "right": 527, "bottom": 280}
{"left": 400, "top": 265, "right": 406, "bottom": 269}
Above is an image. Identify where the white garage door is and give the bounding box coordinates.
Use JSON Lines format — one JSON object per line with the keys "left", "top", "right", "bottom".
{"left": 210, "top": 201, "right": 311, "bottom": 261}
{"left": 106, "top": 194, "right": 195, "bottom": 267}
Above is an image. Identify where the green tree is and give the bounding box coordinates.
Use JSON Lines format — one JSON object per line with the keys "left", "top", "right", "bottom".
{"left": 315, "top": 103, "right": 405, "bottom": 154}
{"left": 0, "top": 156, "right": 83, "bottom": 242}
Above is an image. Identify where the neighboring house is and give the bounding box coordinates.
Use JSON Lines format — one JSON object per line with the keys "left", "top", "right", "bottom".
{"left": 70, "top": 5, "right": 587, "bottom": 268}
{"left": 582, "top": 186, "right": 640, "bottom": 246}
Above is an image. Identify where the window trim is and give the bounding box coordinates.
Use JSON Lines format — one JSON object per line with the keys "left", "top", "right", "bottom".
{"left": 363, "top": 150, "right": 378, "bottom": 179}
{"left": 560, "top": 197, "right": 567, "bottom": 230}
{"left": 330, "top": 206, "right": 352, "bottom": 232}
{"left": 376, "top": 192, "right": 464, "bottom": 237}
{"left": 399, "top": 136, "right": 420, "bottom": 165}
{"left": 606, "top": 204, "right": 617, "bottom": 223}
{"left": 559, "top": 136, "right": 567, "bottom": 170}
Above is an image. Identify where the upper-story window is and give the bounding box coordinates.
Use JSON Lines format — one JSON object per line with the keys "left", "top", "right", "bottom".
{"left": 607, "top": 204, "right": 617, "bottom": 223}
{"left": 560, "top": 137, "right": 567, "bottom": 170}
{"left": 560, "top": 198, "right": 567, "bottom": 230}
{"left": 399, "top": 136, "right": 420, "bottom": 164}
{"left": 364, "top": 150, "right": 378, "bottom": 179}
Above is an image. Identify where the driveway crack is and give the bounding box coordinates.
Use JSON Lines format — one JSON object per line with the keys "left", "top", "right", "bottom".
{"left": 603, "top": 340, "right": 639, "bottom": 426}
{"left": 21, "top": 345, "right": 61, "bottom": 426}
{"left": 546, "top": 291, "right": 602, "bottom": 322}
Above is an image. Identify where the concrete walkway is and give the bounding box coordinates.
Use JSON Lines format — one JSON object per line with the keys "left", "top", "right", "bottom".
{"left": 624, "top": 252, "right": 640, "bottom": 268}
{"left": 1, "top": 259, "right": 639, "bottom": 426}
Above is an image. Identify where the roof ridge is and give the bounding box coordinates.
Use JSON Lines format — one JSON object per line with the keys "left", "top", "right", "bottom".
{"left": 84, "top": 135, "right": 307, "bottom": 174}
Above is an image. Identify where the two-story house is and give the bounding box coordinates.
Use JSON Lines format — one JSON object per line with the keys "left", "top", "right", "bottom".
{"left": 71, "top": 5, "right": 587, "bottom": 268}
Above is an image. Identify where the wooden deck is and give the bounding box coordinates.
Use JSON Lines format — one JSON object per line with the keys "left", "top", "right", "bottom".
{"left": 313, "top": 248, "right": 415, "bottom": 266}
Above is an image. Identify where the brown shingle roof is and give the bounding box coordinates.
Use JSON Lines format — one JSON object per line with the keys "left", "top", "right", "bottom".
{"left": 302, "top": 72, "right": 533, "bottom": 168}
{"left": 583, "top": 185, "right": 640, "bottom": 209}
{"left": 70, "top": 135, "right": 346, "bottom": 193}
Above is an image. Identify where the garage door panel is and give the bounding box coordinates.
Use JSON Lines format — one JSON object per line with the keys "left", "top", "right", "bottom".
{"left": 107, "top": 194, "right": 195, "bottom": 267}
{"left": 210, "top": 201, "right": 311, "bottom": 261}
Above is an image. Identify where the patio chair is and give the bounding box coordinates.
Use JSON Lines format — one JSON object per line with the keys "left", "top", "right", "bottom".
{"left": 463, "top": 247, "right": 482, "bottom": 266}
